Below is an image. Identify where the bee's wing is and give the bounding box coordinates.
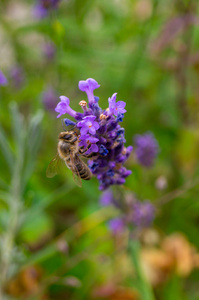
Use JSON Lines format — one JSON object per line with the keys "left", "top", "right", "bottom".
{"left": 46, "top": 153, "right": 60, "bottom": 178}
{"left": 65, "top": 153, "right": 82, "bottom": 187}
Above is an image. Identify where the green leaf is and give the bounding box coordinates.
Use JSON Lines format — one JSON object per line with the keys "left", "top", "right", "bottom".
{"left": 129, "top": 240, "right": 155, "bottom": 300}
{"left": 0, "top": 123, "right": 14, "bottom": 173}
{"left": 19, "top": 212, "right": 54, "bottom": 244}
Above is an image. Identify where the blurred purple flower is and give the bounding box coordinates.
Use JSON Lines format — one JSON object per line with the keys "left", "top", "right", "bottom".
{"left": 151, "top": 15, "right": 199, "bottom": 54}
{"left": 42, "top": 88, "right": 58, "bottom": 112}
{"left": 0, "top": 71, "right": 7, "bottom": 86}
{"left": 34, "top": 0, "right": 61, "bottom": 19}
{"left": 10, "top": 66, "right": 25, "bottom": 89}
{"left": 78, "top": 78, "right": 100, "bottom": 104}
{"left": 109, "top": 218, "right": 124, "bottom": 234}
{"left": 99, "top": 190, "right": 114, "bottom": 206}
{"left": 43, "top": 42, "right": 56, "bottom": 61}
{"left": 132, "top": 200, "right": 155, "bottom": 228}
{"left": 134, "top": 132, "right": 159, "bottom": 167}
{"left": 108, "top": 93, "right": 126, "bottom": 116}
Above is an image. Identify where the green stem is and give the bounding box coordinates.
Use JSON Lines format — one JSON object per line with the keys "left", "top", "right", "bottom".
{"left": 129, "top": 239, "right": 155, "bottom": 300}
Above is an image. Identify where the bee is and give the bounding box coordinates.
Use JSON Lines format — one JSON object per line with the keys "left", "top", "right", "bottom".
{"left": 46, "top": 131, "right": 92, "bottom": 187}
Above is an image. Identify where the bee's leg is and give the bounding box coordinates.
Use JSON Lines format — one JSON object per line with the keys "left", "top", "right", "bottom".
{"left": 79, "top": 145, "right": 90, "bottom": 157}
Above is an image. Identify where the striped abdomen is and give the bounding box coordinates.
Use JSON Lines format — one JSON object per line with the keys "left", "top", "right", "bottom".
{"left": 65, "top": 155, "right": 92, "bottom": 180}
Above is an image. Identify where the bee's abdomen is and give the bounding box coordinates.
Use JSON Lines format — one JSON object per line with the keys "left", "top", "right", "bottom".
{"left": 75, "top": 156, "right": 92, "bottom": 180}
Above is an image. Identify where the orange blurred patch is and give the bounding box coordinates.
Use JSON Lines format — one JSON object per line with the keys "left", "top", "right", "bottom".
{"left": 161, "top": 233, "right": 197, "bottom": 276}
{"left": 92, "top": 284, "right": 139, "bottom": 300}
{"left": 141, "top": 232, "right": 199, "bottom": 285}
{"left": 6, "top": 266, "right": 42, "bottom": 298}
{"left": 109, "top": 287, "right": 139, "bottom": 300}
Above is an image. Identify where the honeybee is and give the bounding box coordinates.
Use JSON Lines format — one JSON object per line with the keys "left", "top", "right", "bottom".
{"left": 46, "top": 131, "right": 92, "bottom": 187}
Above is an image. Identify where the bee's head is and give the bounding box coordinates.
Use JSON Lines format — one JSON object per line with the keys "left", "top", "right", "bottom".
{"left": 58, "top": 131, "right": 79, "bottom": 142}
{"left": 58, "top": 131, "right": 72, "bottom": 140}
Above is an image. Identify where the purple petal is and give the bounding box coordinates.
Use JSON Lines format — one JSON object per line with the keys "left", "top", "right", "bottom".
{"left": 83, "top": 115, "right": 96, "bottom": 122}
{"left": 89, "top": 126, "right": 96, "bottom": 135}
{"left": 60, "top": 95, "right": 70, "bottom": 105}
{"left": 55, "top": 102, "right": 67, "bottom": 118}
{"left": 117, "top": 101, "right": 126, "bottom": 109}
{"left": 77, "top": 121, "right": 84, "bottom": 128}
{"left": 55, "top": 96, "right": 78, "bottom": 118}
{"left": 93, "top": 121, "right": 100, "bottom": 130}
{"left": 90, "top": 144, "right": 98, "bottom": 152}
{"left": 108, "top": 93, "right": 117, "bottom": 115}
{"left": 88, "top": 136, "right": 99, "bottom": 143}
{"left": 80, "top": 127, "right": 89, "bottom": 135}
{"left": 78, "top": 78, "right": 100, "bottom": 92}
{"left": 79, "top": 133, "right": 90, "bottom": 140}
{"left": 108, "top": 93, "right": 117, "bottom": 105}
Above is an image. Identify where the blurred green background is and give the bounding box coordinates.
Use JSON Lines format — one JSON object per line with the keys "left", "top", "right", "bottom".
{"left": 1, "top": 0, "right": 199, "bottom": 299}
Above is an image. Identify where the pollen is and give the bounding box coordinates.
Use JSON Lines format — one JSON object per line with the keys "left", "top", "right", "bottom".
{"left": 100, "top": 113, "right": 107, "bottom": 120}
{"left": 79, "top": 100, "right": 87, "bottom": 107}
{"left": 122, "top": 147, "right": 127, "bottom": 155}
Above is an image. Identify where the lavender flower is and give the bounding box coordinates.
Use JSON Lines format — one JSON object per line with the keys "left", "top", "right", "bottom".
{"left": 109, "top": 218, "right": 124, "bottom": 234}
{"left": 54, "top": 78, "right": 133, "bottom": 190}
{"left": 42, "top": 88, "right": 58, "bottom": 112}
{"left": 0, "top": 71, "right": 7, "bottom": 86}
{"left": 134, "top": 132, "right": 159, "bottom": 167}
{"left": 55, "top": 96, "right": 78, "bottom": 119}
{"left": 43, "top": 42, "right": 56, "bottom": 61}
{"left": 100, "top": 190, "right": 114, "bottom": 206}
{"left": 78, "top": 78, "right": 100, "bottom": 104}
{"left": 108, "top": 93, "right": 126, "bottom": 116}
{"left": 34, "top": 0, "right": 61, "bottom": 19}
{"left": 77, "top": 116, "right": 100, "bottom": 135}
{"left": 10, "top": 66, "right": 25, "bottom": 89}
{"left": 132, "top": 200, "right": 155, "bottom": 228}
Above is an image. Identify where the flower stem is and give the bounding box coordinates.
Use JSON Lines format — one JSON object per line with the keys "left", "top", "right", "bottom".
{"left": 128, "top": 239, "right": 155, "bottom": 300}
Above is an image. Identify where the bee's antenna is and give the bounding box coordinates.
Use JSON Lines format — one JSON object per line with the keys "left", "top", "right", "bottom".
{"left": 61, "top": 119, "right": 79, "bottom": 134}
{"left": 61, "top": 119, "right": 67, "bottom": 131}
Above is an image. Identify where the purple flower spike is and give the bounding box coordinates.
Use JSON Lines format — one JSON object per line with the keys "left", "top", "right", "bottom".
{"left": 109, "top": 218, "right": 125, "bottom": 234}
{"left": 10, "top": 66, "right": 25, "bottom": 89}
{"left": 0, "top": 71, "right": 7, "bottom": 86}
{"left": 132, "top": 200, "right": 155, "bottom": 228}
{"left": 134, "top": 132, "right": 159, "bottom": 167}
{"left": 43, "top": 42, "right": 56, "bottom": 61}
{"left": 54, "top": 78, "right": 132, "bottom": 190}
{"left": 77, "top": 115, "right": 99, "bottom": 135}
{"left": 108, "top": 93, "right": 126, "bottom": 116}
{"left": 33, "top": 0, "right": 61, "bottom": 19}
{"left": 43, "top": 88, "right": 57, "bottom": 112}
{"left": 100, "top": 190, "right": 114, "bottom": 206}
{"left": 55, "top": 96, "right": 78, "bottom": 119}
{"left": 78, "top": 78, "right": 100, "bottom": 104}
